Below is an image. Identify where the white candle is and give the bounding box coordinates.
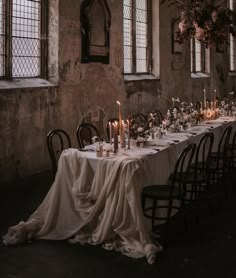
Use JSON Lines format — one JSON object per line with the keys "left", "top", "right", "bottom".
{"left": 116, "top": 100, "right": 122, "bottom": 145}
{"left": 203, "top": 89, "right": 206, "bottom": 110}
{"left": 127, "top": 119, "right": 130, "bottom": 149}
{"left": 109, "top": 122, "right": 112, "bottom": 145}
{"left": 113, "top": 122, "right": 118, "bottom": 153}
{"left": 121, "top": 120, "right": 126, "bottom": 148}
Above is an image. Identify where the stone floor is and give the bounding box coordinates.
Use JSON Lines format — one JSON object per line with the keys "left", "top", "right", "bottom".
{"left": 1, "top": 171, "right": 236, "bottom": 278}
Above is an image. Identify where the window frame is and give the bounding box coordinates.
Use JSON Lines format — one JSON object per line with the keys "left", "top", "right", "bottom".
{"left": 123, "top": 0, "right": 152, "bottom": 75}
{"left": 0, "top": 0, "right": 48, "bottom": 80}
{"left": 191, "top": 38, "right": 209, "bottom": 75}
{"left": 229, "top": 0, "right": 236, "bottom": 72}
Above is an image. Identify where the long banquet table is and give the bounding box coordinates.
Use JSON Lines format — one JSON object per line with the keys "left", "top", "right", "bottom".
{"left": 3, "top": 117, "right": 236, "bottom": 264}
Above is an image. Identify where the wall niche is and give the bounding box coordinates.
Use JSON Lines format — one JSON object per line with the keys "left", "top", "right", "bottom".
{"left": 80, "top": 0, "right": 111, "bottom": 64}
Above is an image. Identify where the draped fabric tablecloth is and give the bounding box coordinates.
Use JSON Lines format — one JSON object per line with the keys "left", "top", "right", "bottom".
{"left": 3, "top": 148, "right": 161, "bottom": 264}
{"left": 2, "top": 117, "right": 236, "bottom": 264}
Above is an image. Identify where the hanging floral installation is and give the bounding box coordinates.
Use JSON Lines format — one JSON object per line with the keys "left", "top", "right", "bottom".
{"left": 162, "top": 0, "right": 236, "bottom": 47}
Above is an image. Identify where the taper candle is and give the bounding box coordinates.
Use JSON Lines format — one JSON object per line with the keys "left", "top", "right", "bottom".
{"left": 127, "top": 119, "right": 130, "bottom": 149}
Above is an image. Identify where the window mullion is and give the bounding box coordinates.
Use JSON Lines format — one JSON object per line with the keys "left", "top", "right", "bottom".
{"left": 132, "top": 0, "right": 136, "bottom": 73}
{"left": 192, "top": 39, "right": 196, "bottom": 73}
{"left": 147, "top": 0, "right": 152, "bottom": 72}
{"left": 41, "top": 0, "right": 48, "bottom": 79}
{"left": 202, "top": 43, "right": 205, "bottom": 73}
{"left": 5, "top": 0, "right": 12, "bottom": 79}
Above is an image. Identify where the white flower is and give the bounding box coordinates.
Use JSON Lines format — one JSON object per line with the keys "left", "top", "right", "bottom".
{"left": 137, "top": 127, "right": 144, "bottom": 133}
{"left": 137, "top": 136, "right": 145, "bottom": 142}
{"left": 92, "top": 136, "right": 99, "bottom": 143}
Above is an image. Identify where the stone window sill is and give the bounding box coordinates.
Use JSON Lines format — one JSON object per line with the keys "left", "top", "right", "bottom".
{"left": 124, "top": 74, "right": 159, "bottom": 82}
{"left": 228, "top": 71, "right": 236, "bottom": 77}
{"left": 0, "top": 78, "right": 57, "bottom": 90}
{"left": 191, "top": 73, "right": 210, "bottom": 79}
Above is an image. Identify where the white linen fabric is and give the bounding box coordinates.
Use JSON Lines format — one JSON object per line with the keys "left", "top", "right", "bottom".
{"left": 3, "top": 148, "right": 161, "bottom": 264}
{"left": 3, "top": 118, "right": 236, "bottom": 264}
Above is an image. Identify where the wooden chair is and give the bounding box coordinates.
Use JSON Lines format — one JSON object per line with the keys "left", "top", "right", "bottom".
{"left": 132, "top": 113, "right": 148, "bottom": 127}
{"left": 142, "top": 143, "right": 196, "bottom": 245}
{"left": 187, "top": 132, "right": 214, "bottom": 201}
{"left": 208, "top": 125, "right": 232, "bottom": 184}
{"left": 76, "top": 123, "right": 99, "bottom": 149}
{"left": 47, "top": 129, "right": 71, "bottom": 179}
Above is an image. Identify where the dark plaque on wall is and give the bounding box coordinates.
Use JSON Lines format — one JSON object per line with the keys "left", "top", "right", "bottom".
{"left": 80, "top": 0, "right": 111, "bottom": 64}
{"left": 171, "top": 18, "right": 183, "bottom": 55}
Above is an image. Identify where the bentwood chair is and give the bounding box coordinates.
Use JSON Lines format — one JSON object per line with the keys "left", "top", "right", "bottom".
{"left": 155, "top": 110, "right": 164, "bottom": 125}
{"left": 229, "top": 130, "right": 236, "bottom": 169}
{"left": 208, "top": 125, "right": 232, "bottom": 184}
{"left": 142, "top": 143, "right": 196, "bottom": 245}
{"left": 187, "top": 132, "right": 214, "bottom": 201}
{"left": 47, "top": 129, "right": 72, "bottom": 179}
{"left": 132, "top": 113, "right": 148, "bottom": 127}
{"left": 76, "top": 123, "right": 99, "bottom": 149}
{"left": 206, "top": 125, "right": 232, "bottom": 199}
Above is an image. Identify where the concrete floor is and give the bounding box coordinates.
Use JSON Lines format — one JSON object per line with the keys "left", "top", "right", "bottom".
{"left": 1, "top": 171, "right": 236, "bottom": 278}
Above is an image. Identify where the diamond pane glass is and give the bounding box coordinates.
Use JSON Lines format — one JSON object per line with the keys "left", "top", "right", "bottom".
{"left": 0, "top": 0, "right": 5, "bottom": 76}
{"left": 136, "top": 0, "right": 148, "bottom": 72}
{"left": 230, "top": 34, "right": 235, "bottom": 71}
{"left": 12, "top": 0, "right": 41, "bottom": 78}
{"left": 123, "top": 0, "right": 133, "bottom": 73}
{"left": 195, "top": 40, "right": 201, "bottom": 72}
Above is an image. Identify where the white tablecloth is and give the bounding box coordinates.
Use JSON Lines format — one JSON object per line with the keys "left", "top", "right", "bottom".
{"left": 3, "top": 117, "right": 236, "bottom": 264}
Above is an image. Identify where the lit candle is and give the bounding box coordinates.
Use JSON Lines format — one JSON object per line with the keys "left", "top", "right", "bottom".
{"left": 203, "top": 89, "right": 206, "bottom": 110}
{"left": 116, "top": 100, "right": 122, "bottom": 127}
{"left": 113, "top": 122, "right": 118, "bottom": 153}
{"left": 109, "top": 122, "right": 112, "bottom": 145}
{"left": 121, "top": 120, "right": 126, "bottom": 148}
{"left": 116, "top": 100, "right": 122, "bottom": 145}
{"left": 127, "top": 119, "right": 130, "bottom": 149}
{"left": 213, "top": 89, "right": 217, "bottom": 111}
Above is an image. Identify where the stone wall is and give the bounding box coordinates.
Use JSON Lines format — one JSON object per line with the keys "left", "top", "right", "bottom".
{"left": 0, "top": 0, "right": 236, "bottom": 183}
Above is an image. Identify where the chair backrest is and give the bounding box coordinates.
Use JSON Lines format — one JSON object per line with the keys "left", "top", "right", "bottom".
{"left": 171, "top": 143, "right": 196, "bottom": 193}
{"left": 47, "top": 129, "right": 71, "bottom": 179}
{"left": 155, "top": 110, "right": 163, "bottom": 125}
{"left": 195, "top": 132, "right": 214, "bottom": 172}
{"left": 132, "top": 113, "right": 148, "bottom": 127}
{"left": 217, "top": 125, "right": 232, "bottom": 155}
{"left": 106, "top": 118, "right": 119, "bottom": 141}
{"left": 76, "top": 123, "right": 99, "bottom": 149}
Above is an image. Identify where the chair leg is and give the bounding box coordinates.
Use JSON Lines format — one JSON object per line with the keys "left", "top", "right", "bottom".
{"left": 151, "top": 199, "right": 157, "bottom": 232}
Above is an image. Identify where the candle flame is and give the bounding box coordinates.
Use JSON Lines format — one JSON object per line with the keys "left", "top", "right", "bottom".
{"left": 116, "top": 100, "right": 121, "bottom": 106}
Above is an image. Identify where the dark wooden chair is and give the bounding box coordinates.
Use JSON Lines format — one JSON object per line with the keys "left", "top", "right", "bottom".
{"left": 47, "top": 129, "right": 71, "bottom": 179}
{"left": 142, "top": 143, "right": 196, "bottom": 246}
{"left": 132, "top": 113, "right": 148, "bottom": 126}
{"left": 155, "top": 110, "right": 164, "bottom": 125}
{"left": 208, "top": 125, "right": 232, "bottom": 184}
{"left": 76, "top": 123, "right": 99, "bottom": 149}
{"left": 187, "top": 132, "right": 214, "bottom": 201}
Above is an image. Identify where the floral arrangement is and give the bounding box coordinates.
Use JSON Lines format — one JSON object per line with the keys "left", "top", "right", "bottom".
{"left": 162, "top": 0, "right": 236, "bottom": 47}
{"left": 162, "top": 102, "right": 200, "bottom": 132}
{"left": 129, "top": 116, "right": 150, "bottom": 141}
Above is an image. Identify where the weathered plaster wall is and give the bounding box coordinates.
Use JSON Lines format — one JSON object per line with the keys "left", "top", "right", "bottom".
{"left": 1, "top": 0, "right": 236, "bottom": 183}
